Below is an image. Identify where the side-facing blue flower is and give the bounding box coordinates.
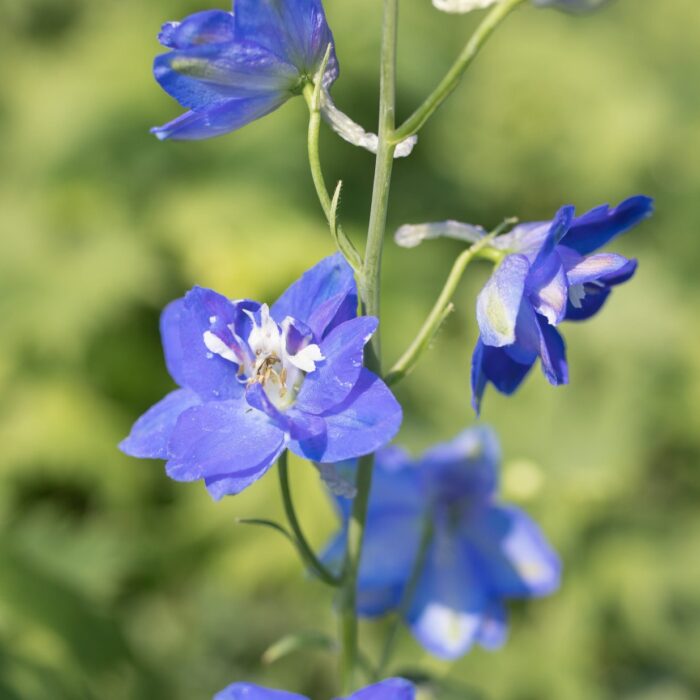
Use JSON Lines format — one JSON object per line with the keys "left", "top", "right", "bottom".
{"left": 120, "top": 254, "right": 402, "bottom": 500}
{"left": 472, "top": 196, "right": 653, "bottom": 411}
{"left": 214, "top": 678, "right": 415, "bottom": 700}
{"left": 152, "top": 0, "right": 338, "bottom": 140}
{"left": 323, "top": 427, "right": 561, "bottom": 660}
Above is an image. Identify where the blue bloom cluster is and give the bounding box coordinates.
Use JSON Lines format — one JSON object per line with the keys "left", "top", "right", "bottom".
{"left": 324, "top": 427, "right": 560, "bottom": 659}
{"left": 121, "top": 255, "right": 401, "bottom": 499}
{"left": 472, "top": 196, "right": 653, "bottom": 411}
{"left": 214, "top": 678, "right": 414, "bottom": 700}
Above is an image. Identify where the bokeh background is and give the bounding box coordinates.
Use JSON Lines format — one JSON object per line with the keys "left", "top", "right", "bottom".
{"left": 1, "top": 0, "right": 699, "bottom": 698}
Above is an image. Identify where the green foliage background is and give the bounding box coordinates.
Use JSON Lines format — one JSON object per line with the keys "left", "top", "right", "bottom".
{"left": 1, "top": 0, "right": 699, "bottom": 698}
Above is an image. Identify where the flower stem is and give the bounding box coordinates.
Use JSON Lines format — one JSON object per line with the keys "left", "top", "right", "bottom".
{"left": 278, "top": 452, "right": 341, "bottom": 587}
{"left": 393, "top": 0, "right": 528, "bottom": 143}
{"left": 385, "top": 230, "right": 503, "bottom": 386}
{"left": 339, "top": 0, "right": 399, "bottom": 693}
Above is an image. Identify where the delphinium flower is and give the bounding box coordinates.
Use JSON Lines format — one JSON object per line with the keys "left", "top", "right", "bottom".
{"left": 471, "top": 196, "right": 653, "bottom": 411}
{"left": 214, "top": 678, "right": 415, "bottom": 700}
{"left": 323, "top": 427, "right": 561, "bottom": 659}
{"left": 120, "top": 254, "right": 402, "bottom": 500}
{"left": 432, "top": 0, "right": 610, "bottom": 13}
{"left": 152, "top": 0, "right": 416, "bottom": 155}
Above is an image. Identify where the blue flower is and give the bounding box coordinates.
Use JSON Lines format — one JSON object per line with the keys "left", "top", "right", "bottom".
{"left": 214, "top": 678, "right": 415, "bottom": 700}
{"left": 120, "top": 254, "right": 402, "bottom": 500}
{"left": 323, "top": 427, "right": 561, "bottom": 660}
{"left": 472, "top": 196, "right": 653, "bottom": 412}
{"left": 152, "top": 1, "right": 338, "bottom": 140}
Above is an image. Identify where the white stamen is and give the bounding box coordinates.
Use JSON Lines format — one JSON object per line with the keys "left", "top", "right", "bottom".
{"left": 568, "top": 283, "right": 586, "bottom": 309}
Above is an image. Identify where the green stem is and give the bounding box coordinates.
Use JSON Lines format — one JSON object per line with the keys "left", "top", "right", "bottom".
{"left": 385, "top": 232, "right": 501, "bottom": 386}
{"left": 278, "top": 453, "right": 341, "bottom": 587}
{"left": 339, "top": 0, "right": 399, "bottom": 693}
{"left": 393, "top": 0, "right": 528, "bottom": 143}
{"left": 303, "top": 82, "right": 333, "bottom": 219}
{"left": 376, "top": 515, "right": 434, "bottom": 680}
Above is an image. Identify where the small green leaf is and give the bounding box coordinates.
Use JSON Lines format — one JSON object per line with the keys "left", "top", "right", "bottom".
{"left": 262, "top": 631, "right": 336, "bottom": 665}
{"left": 329, "top": 181, "right": 363, "bottom": 273}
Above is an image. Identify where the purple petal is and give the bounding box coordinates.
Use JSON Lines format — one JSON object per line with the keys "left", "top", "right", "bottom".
{"left": 343, "top": 679, "right": 416, "bottom": 700}
{"left": 119, "top": 389, "right": 200, "bottom": 459}
{"left": 153, "top": 42, "right": 298, "bottom": 110}
{"left": 152, "top": 91, "right": 290, "bottom": 141}
{"left": 561, "top": 196, "right": 654, "bottom": 256}
{"left": 420, "top": 426, "right": 500, "bottom": 502}
{"left": 565, "top": 286, "right": 611, "bottom": 321}
{"left": 531, "top": 205, "right": 575, "bottom": 269}
{"left": 289, "top": 370, "right": 402, "bottom": 463}
{"left": 476, "top": 254, "right": 531, "bottom": 347}
{"left": 214, "top": 684, "right": 307, "bottom": 700}
{"left": 536, "top": 315, "right": 568, "bottom": 385}
{"left": 161, "top": 288, "right": 244, "bottom": 401}
{"left": 158, "top": 11, "right": 236, "bottom": 50}
{"left": 295, "top": 317, "right": 378, "bottom": 415}
{"left": 165, "top": 400, "right": 285, "bottom": 488}
{"left": 271, "top": 254, "right": 357, "bottom": 340}
{"left": 465, "top": 505, "right": 561, "bottom": 598}
{"left": 492, "top": 221, "right": 551, "bottom": 258}
{"left": 406, "top": 530, "right": 489, "bottom": 660}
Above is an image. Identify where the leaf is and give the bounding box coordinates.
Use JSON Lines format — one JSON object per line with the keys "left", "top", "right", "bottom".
{"left": 262, "top": 631, "right": 336, "bottom": 665}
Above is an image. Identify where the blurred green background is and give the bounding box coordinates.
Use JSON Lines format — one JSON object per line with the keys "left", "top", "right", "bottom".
{"left": 1, "top": 0, "right": 699, "bottom": 698}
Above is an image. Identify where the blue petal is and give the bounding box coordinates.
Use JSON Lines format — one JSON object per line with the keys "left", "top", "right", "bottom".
{"left": 343, "top": 679, "right": 416, "bottom": 700}
{"left": 234, "top": 0, "right": 338, "bottom": 81}
{"left": 119, "top": 389, "right": 200, "bottom": 459}
{"left": 471, "top": 339, "right": 534, "bottom": 414}
{"left": 154, "top": 43, "right": 298, "bottom": 110}
{"left": 491, "top": 221, "right": 551, "bottom": 258}
{"left": 565, "top": 286, "right": 611, "bottom": 321}
{"left": 271, "top": 254, "right": 357, "bottom": 340}
{"left": 465, "top": 505, "right": 562, "bottom": 598}
{"left": 289, "top": 370, "right": 402, "bottom": 463}
{"left": 419, "top": 426, "right": 501, "bottom": 502}
{"left": 161, "top": 288, "right": 245, "bottom": 401}
{"left": 152, "top": 91, "right": 290, "bottom": 141}
{"left": 476, "top": 254, "right": 531, "bottom": 347}
{"left": 295, "top": 316, "right": 378, "bottom": 415}
{"left": 165, "top": 400, "right": 285, "bottom": 490}
{"left": 245, "top": 383, "right": 325, "bottom": 440}
{"left": 475, "top": 600, "right": 508, "bottom": 651}
{"left": 406, "top": 530, "right": 489, "bottom": 660}
{"left": 214, "top": 684, "right": 307, "bottom": 700}
{"left": 561, "top": 196, "right": 654, "bottom": 256}
{"left": 158, "top": 11, "right": 236, "bottom": 49}
{"left": 530, "top": 205, "right": 575, "bottom": 269}
{"left": 527, "top": 251, "right": 568, "bottom": 327}
{"left": 535, "top": 315, "right": 568, "bottom": 385}
{"left": 565, "top": 252, "right": 636, "bottom": 286}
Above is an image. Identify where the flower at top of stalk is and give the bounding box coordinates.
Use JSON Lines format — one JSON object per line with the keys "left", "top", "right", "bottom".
{"left": 432, "top": 0, "right": 610, "bottom": 13}
{"left": 151, "top": 1, "right": 416, "bottom": 155}
{"left": 119, "top": 254, "right": 402, "bottom": 500}
{"left": 214, "top": 678, "right": 415, "bottom": 700}
{"left": 321, "top": 426, "right": 561, "bottom": 660}
{"left": 470, "top": 195, "right": 653, "bottom": 412}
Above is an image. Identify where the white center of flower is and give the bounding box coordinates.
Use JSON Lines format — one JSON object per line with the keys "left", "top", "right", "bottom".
{"left": 203, "top": 304, "right": 324, "bottom": 410}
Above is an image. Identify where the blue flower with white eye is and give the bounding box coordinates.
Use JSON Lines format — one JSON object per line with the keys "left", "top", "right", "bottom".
{"left": 323, "top": 427, "right": 561, "bottom": 660}
{"left": 120, "top": 254, "right": 402, "bottom": 500}
{"left": 214, "top": 678, "right": 415, "bottom": 700}
{"left": 471, "top": 196, "right": 653, "bottom": 412}
{"left": 432, "top": 0, "right": 610, "bottom": 13}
